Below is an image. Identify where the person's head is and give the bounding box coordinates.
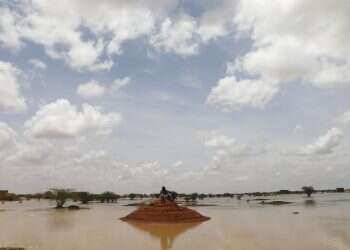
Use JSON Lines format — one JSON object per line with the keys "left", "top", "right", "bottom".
{"left": 162, "top": 186, "right": 166, "bottom": 191}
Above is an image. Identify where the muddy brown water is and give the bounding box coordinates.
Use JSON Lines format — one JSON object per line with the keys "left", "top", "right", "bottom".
{"left": 1, "top": 193, "right": 350, "bottom": 250}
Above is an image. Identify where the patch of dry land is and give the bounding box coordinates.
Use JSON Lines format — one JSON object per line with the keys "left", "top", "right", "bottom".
{"left": 121, "top": 199, "right": 210, "bottom": 223}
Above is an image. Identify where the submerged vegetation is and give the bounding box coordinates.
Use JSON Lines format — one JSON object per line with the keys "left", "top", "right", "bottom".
{"left": 302, "top": 186, "right": 315, "bottom": 197}
{"left": 51, "top": 189, "right": 73, "bottom": 208}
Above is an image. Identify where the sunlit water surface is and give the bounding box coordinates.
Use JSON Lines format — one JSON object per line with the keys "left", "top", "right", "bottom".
{"left": 1, "top": 193, "right": 350, "bottom": 250}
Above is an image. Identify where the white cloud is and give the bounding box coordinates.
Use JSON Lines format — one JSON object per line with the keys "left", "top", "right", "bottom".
{"left": 209, "top": 0, "right": 350, "bottom": 110}
{"left": 0, "top": 1, "right": 242, "bottom": 68}
{"left": 197, "top": 0, "right": 236, "bottom": 42}
{"left": 125, "top": 161, "right": 167, "bottom": 179}
{"left": 235, "top": 175, "right": 248, "bottom": 182}
{"left": 0, "top": 61, "right": 27, "bottom": 113}
{"left": 299, "top": 128, "right": 343, "bottom": 156}
{"left": 207, "top": 76, "right": 278, "bottom": 110}
{"left": 111, "top": 77, "right": 130, "bottom": 92}
{"left": 0, "top": 122, "right": 16, "bottom": 149}
{"left": 173, "top": 160, "right": 183, "bottom": 168}
{"left": 293, "top": 125, "right": 304, "bottom": 134}
{"left": 7, "top": 140, "right": 52, "bottom": 165}
{"left": 338, "top": 110, "right": 350, "bottom": 124}
{"left": 0, "top": 7, "right": 22, "bottom": 50}
{"left": 73, "top": 150, "right": 107, "bottom": 164}
{"left": 24, "top": 99, "right": 121, "bottom": 138}
{"left": 0, "top": 0, "right": 178, "bottom": 71}
{"left": 203, "top": 132, "right": 251, "bottom": 169}
{"left": 150, "top": 13, "right": 199, "bottom": 56}
{"left": 77, "top": 77, "right": 130, "bottom": 98}
{"left": 77, "top": 80, "right": 106, "bottom": 98}
{"left": 29, "top": 58, "right": 47, "bottom": 70}
{"left": 205, "top": 134, "right": 236, "bottom": 148}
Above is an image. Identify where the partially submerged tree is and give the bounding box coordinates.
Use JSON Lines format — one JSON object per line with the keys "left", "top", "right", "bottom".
{"left": 184, "top": 193, "right": 198, "bottom": 203}
{"left": 77, "top": 192, "right": 92, "bottom": 204}
{"left": 170, "top": 191, "right": 178, "bottom": 201}
{"left": 190, "top": 193, "right": 198, "bottom": 202}
{"left": 302, "top": 186, "right": 315, "bottom": 197}
{"left": 51, "top": 189, "right": 73, "bottom": 208}
{"left": 198, "top": 194, "right": 206, "bottom": 200}
{"left": 128, "top": 193, "right": 136, "bottom": 200}
{"left": 100, "top": 192, "right": 119, "bottom": 203}
{"left": 184, "top": 195, "right": 191, "bottom": 203}
{"left": 43, "top": 191, "right": 54, "bottom": 199}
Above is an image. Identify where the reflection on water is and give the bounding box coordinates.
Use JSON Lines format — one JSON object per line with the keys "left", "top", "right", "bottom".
{"left": 125, "top": 222, "right": 201, "bottom": 250}
{"left": 1, "top": 194, "right": 350, "bottom": 249}
{"left": 47, "top": 210, "right": 75, "bottom": 231}
{"left": 304, "top": 199, "right": 316, "bottom": 207}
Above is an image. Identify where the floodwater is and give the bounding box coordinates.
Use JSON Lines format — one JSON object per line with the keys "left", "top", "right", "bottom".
{"left": 1, "top": 193, "right": 350, "bottom": 250}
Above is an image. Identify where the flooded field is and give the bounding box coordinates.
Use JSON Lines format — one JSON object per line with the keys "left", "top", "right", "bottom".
{"left": 1, "top": 193, "right": 350, "bottom": 250}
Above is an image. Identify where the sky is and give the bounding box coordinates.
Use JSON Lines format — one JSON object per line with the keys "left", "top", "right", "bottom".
{"left": 1, "top": 0, "right": 350, "bottom": 194}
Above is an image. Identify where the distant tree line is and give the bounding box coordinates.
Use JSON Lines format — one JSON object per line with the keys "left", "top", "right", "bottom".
{"left": 0, "top": 186, "right": 348, "bottom": 205}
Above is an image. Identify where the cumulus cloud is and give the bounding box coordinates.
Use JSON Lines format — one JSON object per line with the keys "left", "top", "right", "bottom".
{"left": 0, "top": 122, "right": 177, "bottom": 192}
{"left": 209, "top": 0, "right": 350, "bottom": 110}
{"left": 118, "top": 161, "right": 168, "bottom": 181}
{"left": 24, "top": 99, "right": 121, "bottom": 138}
{"left": 234, "top": 0, "right": 350, "bottom": 87}
{"left": 0, "top": 0, "right": 177, "bottom": 71}
{"left": 77, "top": 77, "right": 130, "bottom": 98}
{"left": 7, "top": 140, "right": 52, "bottom": 165}
{"left": 0, "top": 122, "right": 16, "bottom": 149}
{"left": 111, "top": 77, "right": 130, "bottom": 92}
{"left": 150, "top": 13, "right": 199, "bottom": 56}
{"left": 151, "top": 1, "right": 238, "bottom": 54}
{"left": 203, "top": 132, "right": 251, "bottom": 169}
{"left": 205, "top": 134, "right": 236, "bottom": 148}
{"left": 0, "top": 0, "right": 244, "bottom": 66}
{"left": 77, "top": 80, "right": 106, "bottom": 98}
{"left": 0, "top": 61, "right": 27, "bottom": 113}
{"left": 29, "top": 58, "right": 47, "bottom": 70}
{"left": 299, "top": 128, "right": 343, "bottom": 156}
{"left": 207, "top": 76, "right": 278, "bottom": 110}
{"left": 197, "top": 0, "right": 236, "bottom": 42}
{"left": 0, "top": 124, "right": 53, "bottom": 168}
{"left": 0, "top": 137, "right": 174, "bottom": 192}
{"left": 0, "top": 7, "right": 22, "bottom": 50}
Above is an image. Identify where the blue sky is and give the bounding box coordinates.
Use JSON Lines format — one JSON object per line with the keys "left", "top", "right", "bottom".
{"left": 1, "top": 0, "right": 350, "bottom": 194}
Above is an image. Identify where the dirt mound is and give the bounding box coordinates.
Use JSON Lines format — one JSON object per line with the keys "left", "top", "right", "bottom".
{"left": 120, "top": 199, "right": 210, "bottom": 223}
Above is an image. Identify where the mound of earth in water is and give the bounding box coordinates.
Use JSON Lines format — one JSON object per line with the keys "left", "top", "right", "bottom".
{"left": 120, "top": 199, "right": 210, "bottom": 223}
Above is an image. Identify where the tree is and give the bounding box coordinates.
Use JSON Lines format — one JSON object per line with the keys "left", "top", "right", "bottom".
{"left": 100, "top": 192, "right": 119, "bottom": 203}
{"left": 51, "top": 189, "right": 72, "bottom": 208}
{"left": 77, "top": 192, "right": 92, "bottom": 204}
{"left": 43, "top": 191, "right": 54, "bottom": 199}
{"left": 190, "top": 193, "right": 198, "bottom": 202}
{"left": 128, "top": 193, "right": 136, "bottom": 200}
{"left": 170, "top": 191, "right": 178, "bottom": 201}
{"left": 302, "top": 186, "right": 315, "bottom": 197}
{"left": 184, "top": 193, "right": 198, "bottom": 203}
{"left": 198, "top": 194, "right": 206, "bottom": 200}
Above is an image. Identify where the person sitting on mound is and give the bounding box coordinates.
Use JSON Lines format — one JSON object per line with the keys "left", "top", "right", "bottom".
{"left": 160, "top": 186, "right": 172, "bottom": 202}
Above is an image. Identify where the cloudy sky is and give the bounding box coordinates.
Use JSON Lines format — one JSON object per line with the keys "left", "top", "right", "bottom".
{"left": 1, "top": 0, "right": 350, "bottom": 194}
